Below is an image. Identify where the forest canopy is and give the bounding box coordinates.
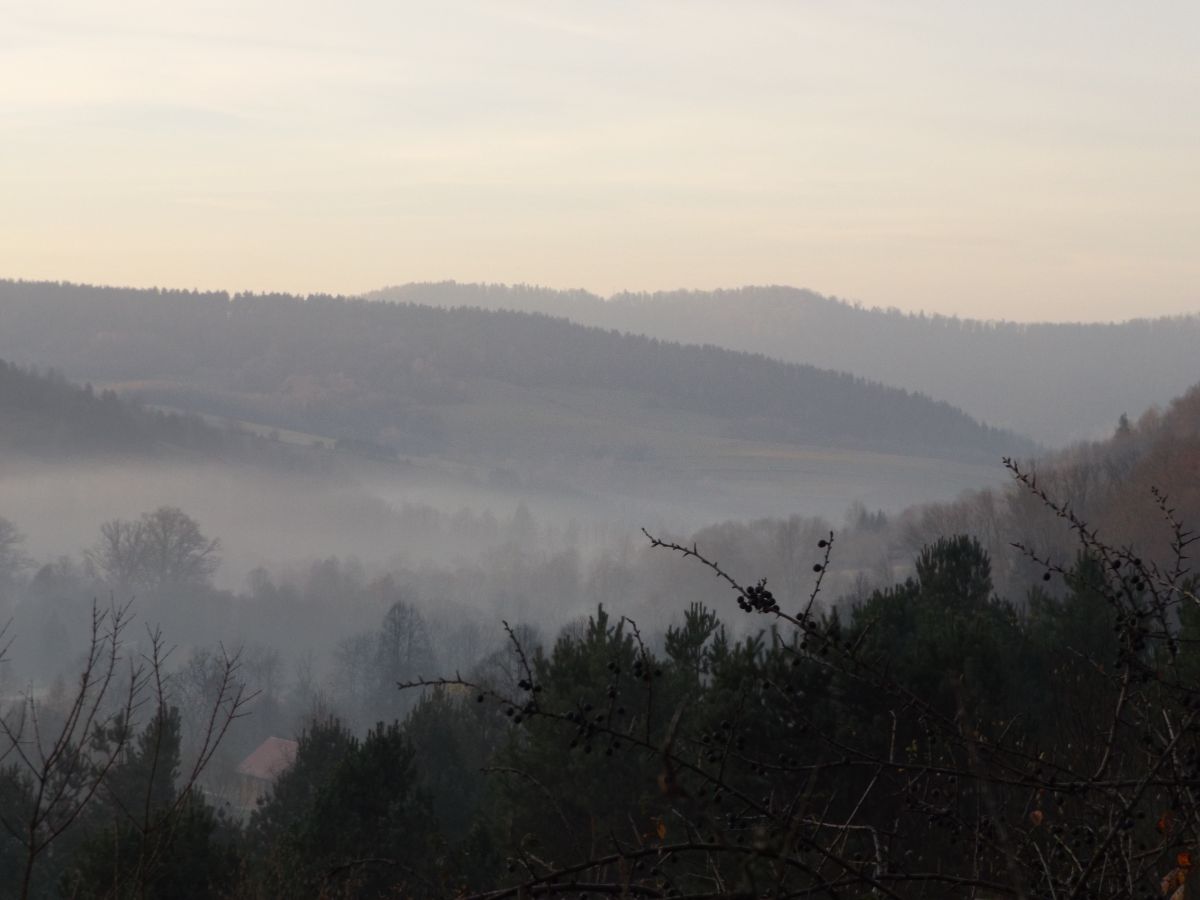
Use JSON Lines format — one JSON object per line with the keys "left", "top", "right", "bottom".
{"left": 0, "top": 281, "right": 1033, "bottom": 464}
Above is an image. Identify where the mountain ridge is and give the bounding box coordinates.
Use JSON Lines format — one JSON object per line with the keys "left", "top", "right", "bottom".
{"left": 0, "top": 279, "right": 1031, "bottom": 465}
{"left": 367, "top": 281, "right": 1200, "bottom": 445}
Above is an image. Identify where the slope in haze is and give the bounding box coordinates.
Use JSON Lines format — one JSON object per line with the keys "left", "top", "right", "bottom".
{"left": 0, "top": 280, "right": 1034, "bottom": 522}
{"left": 370, "top": 282, "right": 1198, "bottom": 446}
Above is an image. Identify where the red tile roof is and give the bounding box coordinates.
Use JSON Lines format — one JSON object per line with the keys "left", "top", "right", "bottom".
{"left": 236, "top": 736, "right": 299, "bottom": 781}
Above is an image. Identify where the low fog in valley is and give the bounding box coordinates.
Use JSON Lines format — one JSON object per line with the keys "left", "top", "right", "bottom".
{"left": 2, "top": 315, "right": 1193, "bottom": 768}
{"left": 2, "top": 283, "right": 1199, "bottom": 900}
{"left": 3, "top": 2, "right": 1199, "bottom": 897}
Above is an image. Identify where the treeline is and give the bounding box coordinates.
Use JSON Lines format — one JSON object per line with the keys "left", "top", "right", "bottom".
{"left": 9, "top": 367, "right": 1200, "bottom": 713}
{"left": 896, "top": 380, "right": 1200, "bottom": 591}
{"left": 0, "top": 359, "right": 308, "bottom": 466}
{"left": 3, "top": 524, "right": 1197, "bottom": 899}
{"left": 0, "top": 280, "right": 1034, "bottom": 463}
{"left": 637, "top": 378, "right": 1200, "bottom": 604}
{"left": 371, "top": 281, "right": 1200, "bottom": 445}
{"left": 3, "top": 384, "right": 1200, "bottom": 896}
{"left": 8, "top": 372, "right": 1200, "bottom": 705}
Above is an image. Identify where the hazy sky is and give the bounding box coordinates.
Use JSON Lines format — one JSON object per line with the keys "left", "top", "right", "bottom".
{"left": 2, "top": 1, "right": 1197, "bottom": 321}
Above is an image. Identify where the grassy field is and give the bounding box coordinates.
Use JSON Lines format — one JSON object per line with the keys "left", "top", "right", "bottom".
{"left": 438, "top": 381, "right": 1007, "bottom": 522}
{"left": 135, "top": 380, "right": 1007, "bottom": 527}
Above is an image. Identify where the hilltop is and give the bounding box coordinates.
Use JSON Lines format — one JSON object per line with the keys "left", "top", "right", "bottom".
{"left": 369, "top": 282, "right": 1200, "bottom": 445}
{"left": 0, "top": 280, "right": 1036, "bottom": 519}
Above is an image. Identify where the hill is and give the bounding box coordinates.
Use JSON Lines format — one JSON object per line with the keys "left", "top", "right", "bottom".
{"left": 873, "top": 380, "right": 1200, "bottom": 596}
{"left": 0, "top": 280, "right": 1036, "bottom": 519}
{"left": 596, "top": 377, "right": 1200, "bottom": 618}
{"left": 0, "top": 358, "right": 302, "bottom": 466}
{"left": 368, "top": 282, "right": 1200, "bottom": 446}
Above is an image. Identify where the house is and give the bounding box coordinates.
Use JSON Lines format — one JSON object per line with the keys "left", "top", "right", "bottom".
{"left": 234, "top": 736, "right": 298, "bottom": 812}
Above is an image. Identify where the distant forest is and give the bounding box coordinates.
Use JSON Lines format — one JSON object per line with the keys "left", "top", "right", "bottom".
{"left": 0, "top": 280, "right": 1033, "bottom": 464}
{"left": 0, "top": 359, "right": 303, "bottom": 466}
{"left": 5, "top": 285, "right": 1200, "bottom": 900}
{"left": 2, "top": 435, "right": 1197, "bottom": 899}
{"left": 370, "top": 282, "right": 1200, "bottom": 445}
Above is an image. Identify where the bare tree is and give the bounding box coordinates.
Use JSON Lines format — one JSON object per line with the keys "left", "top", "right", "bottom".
{"left": 0, "top": 516, "right": 30, "bottom": 587}
{"left": 137, "top": 506, "right": 221, "bottom": 589}
{"left": 0, "top": 603, "right": 250, "bottom": 900}
{"left": 86, "top": 507, "right": 221, "bottom": 592}
{"left": 86, "top": 519, "right": 146, "bottom": 589}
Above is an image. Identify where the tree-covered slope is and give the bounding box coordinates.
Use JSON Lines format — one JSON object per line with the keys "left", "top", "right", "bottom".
{"left": 0, "top": 280, "right": 1033, "bottom": 467}
{"left": 369, "top": 281, "right": 1200, "bottom": 446}
{"left": 0, "top": 358, "right": 288, "bottom": 463}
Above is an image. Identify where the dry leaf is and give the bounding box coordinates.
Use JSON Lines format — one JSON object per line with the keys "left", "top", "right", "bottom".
{"left": 1162, "top": 867, "right": 1186, "bottom": 896}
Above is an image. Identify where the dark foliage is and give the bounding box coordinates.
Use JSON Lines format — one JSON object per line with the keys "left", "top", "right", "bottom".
{"left": 244, "top": 718, "right": 436, "bottom": 898}
{"left": 381, "top": 470, "right": 1200, "bottom": 899}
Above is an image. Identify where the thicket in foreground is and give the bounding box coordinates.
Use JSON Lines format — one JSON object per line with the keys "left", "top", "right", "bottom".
{"left": 395, "top": 458, "right": 1200, "bottom": 899}
{"left": 0, "top": 606, "right": 250, "bottom": 900}
{"left": 7, "top": 457, "right": 1200, "bottom": 899}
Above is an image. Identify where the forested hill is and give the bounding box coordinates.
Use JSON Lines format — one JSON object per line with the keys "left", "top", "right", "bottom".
{"left": 0, "top": 280, "right": 1032, "bottom": 468}
{"left": 369, "top": 282, "right": 1200, "bottom": 446}
{"left": 866, "top": 378, "right": 1200, "bottom": 600}
{"left": 0, "top": 358, "right": 293, "bottom": 464}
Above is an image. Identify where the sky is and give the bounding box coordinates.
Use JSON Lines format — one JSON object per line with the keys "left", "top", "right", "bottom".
{"left": 1, "top": 0, "right": 1197, "bottom": 322}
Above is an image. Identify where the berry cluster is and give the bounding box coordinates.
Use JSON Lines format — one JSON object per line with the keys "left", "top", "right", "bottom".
{"left": 738, "top": 578, "right": 778, "bottom": 614}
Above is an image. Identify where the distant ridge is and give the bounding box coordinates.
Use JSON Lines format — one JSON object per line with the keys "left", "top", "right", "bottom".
{"left": 368, "top": 282, "right": 1200, "bottom": 446}
{"left": 0, "top": 357, "right": 296, "bottom": 465}
{"left": 0, "top": 280, "right": 1033, "bottom": 469}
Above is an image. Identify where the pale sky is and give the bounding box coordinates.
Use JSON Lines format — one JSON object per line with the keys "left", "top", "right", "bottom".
{"left": 1, "top": 1, "right": 1197, "bottom": 321}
